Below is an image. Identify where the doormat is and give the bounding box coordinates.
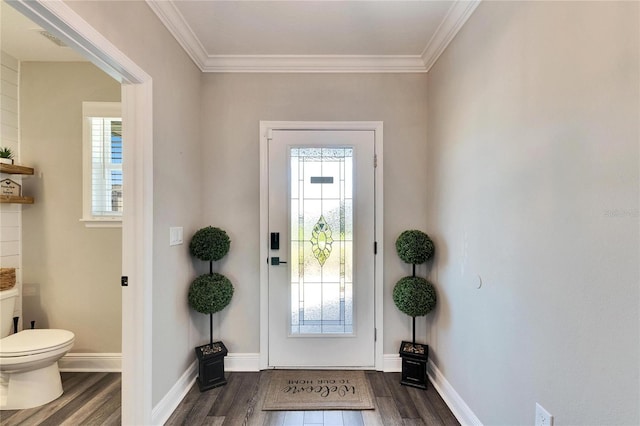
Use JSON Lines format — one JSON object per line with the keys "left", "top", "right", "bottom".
{"left": 262, "top": 370, "right": 374, "bottom": 411}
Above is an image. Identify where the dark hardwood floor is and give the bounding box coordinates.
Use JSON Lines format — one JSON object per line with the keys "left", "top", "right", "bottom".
{"left": 166, "top": 371, "right": 459, "bottom": 426}
{"left": 0, "top": 372, "right": 121, "bottom": 426}
{"left": 0, "top": 371, "right": 458, "bottom": 426}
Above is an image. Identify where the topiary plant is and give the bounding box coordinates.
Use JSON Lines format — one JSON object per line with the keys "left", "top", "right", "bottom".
{"left": 188, "top": 227, "right": 233, "bottom": 347}
{"left": 188, "top": 273, "right": 234, "bottom": 315}
{"left": 190, "top": 226, "right": 231, "bottom": 263}
{"left": 393, "top": 230, "right": 437, "bottom": 346}
{"left": 396, "top": 230, "right": 434, "bottom": 266}
{"left": 393, "top": 276, "right": 436, "bottom": 318}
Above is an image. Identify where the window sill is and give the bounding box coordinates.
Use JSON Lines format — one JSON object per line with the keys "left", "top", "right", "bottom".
{"left": 80, "top": 218, "right": 122, "bottom": 228}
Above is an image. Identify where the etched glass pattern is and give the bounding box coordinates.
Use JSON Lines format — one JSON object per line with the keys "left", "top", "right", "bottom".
{"left": 290, "top": 147, "right": 353, "bottom": 334}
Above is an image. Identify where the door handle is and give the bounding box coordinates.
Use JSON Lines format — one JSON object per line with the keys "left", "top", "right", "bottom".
{"left": 270, "top": 257, "right": 287, "bottom": 266}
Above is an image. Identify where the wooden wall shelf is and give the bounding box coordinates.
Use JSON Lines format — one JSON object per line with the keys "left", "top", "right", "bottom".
{"left": 0, "top": 195, "right": 34, "bottom": 204}
{"left": 1, "top": 164, "right": 35, "bottom": 203}
{"left": 0, "top": 164, "right": 34, "bottom": 175}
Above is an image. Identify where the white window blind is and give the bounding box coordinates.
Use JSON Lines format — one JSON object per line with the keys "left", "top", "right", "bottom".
{"left": 91, "top": 117, "right": 122, "bottom": 215}
{"left": 82, "top": 102, "right": 123, "bottom": 227}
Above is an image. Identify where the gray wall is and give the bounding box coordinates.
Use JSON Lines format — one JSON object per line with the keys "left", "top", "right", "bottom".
{"left": 58, "top": 1, "right": 640, "bottom": 419}
{"left": 66, "top": 0, "right": 205, "bottom": 406}
{"left": 200, "top": 73, "right": 431, "bottom": 354}
{"left": 426, "top": 1, "right": 639, "bottom": 424}
{"left": 21, "top": 62, "right": 122, "bottom": 353}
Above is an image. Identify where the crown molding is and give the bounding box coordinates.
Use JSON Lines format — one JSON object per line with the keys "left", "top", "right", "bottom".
{"left": 421, "top": 0, "right": 481, "bottom": 72}
{"left": 202, "top": 55, "right": 427, "bottom": 73}
{"left": 147, "top": 0, "right": 480, "bottom": 73}
{"left": 145, "top": 0, "right": 208, "bottom": 69}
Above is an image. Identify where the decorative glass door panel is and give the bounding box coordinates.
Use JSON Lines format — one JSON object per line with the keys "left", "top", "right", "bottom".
{"left": 290, "top": 148, "right": 353, "bottom": 335}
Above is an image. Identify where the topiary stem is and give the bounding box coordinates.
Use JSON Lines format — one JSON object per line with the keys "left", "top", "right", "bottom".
{"left": 207, "top": 260, "right": 213, "bottom": 348}
{"left": 412, "top": 316, "right": 416, "bottom": 346}
{"left": 412, "top": 263, "right": 416, "bottom": 277}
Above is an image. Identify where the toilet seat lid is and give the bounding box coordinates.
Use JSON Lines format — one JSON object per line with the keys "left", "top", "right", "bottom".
{"left": 0, "top": 329, "right": 75, "bottom": 357}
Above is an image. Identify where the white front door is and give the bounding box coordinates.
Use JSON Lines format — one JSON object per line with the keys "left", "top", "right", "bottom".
{"left": 268, "top": 129, "right": 376, "bottom": 368}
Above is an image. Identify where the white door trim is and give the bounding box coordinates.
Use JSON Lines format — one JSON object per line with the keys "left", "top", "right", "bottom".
{"left": 259, "top": 121, "right": 384, "bottom": 371}
{"left": 8, "top": 1, "right": 154, "bottom": 424}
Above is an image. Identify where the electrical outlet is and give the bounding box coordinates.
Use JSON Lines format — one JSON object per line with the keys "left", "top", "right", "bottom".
{"left": 535, "top": 403, "right": 554, "bottom": 426}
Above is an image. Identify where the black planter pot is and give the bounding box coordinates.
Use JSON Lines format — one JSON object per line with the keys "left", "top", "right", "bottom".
{"left": 195, "top": 341, "right": 228, "bottom": 391}
{"left": 399, "top": 340, "right": 428, "bottom": 390}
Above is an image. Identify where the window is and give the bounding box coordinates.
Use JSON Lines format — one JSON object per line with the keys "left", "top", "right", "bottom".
{"left": 82, "top": 102, "right": 122, "bottom": 227}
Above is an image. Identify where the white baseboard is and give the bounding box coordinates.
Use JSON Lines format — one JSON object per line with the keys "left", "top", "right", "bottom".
{"left": 152, "top": 360, "right": 197, "bottom": 426}
{"left": 427, "top": 359, "right": 482, "bottom": 426}
{"left": 150, "top": 353, "right": 258, "bottom": 425}
{"left": 383, "top": 353, "right": 402, "bottom": 372}
{"left": 383, "top": 354, "right": 482, "bottom": 425}
{"left": 59, "top": 352, "right": 121, "bottom": 372}
{"left": 226, "top": 352, "right": 260, "bottom": 371}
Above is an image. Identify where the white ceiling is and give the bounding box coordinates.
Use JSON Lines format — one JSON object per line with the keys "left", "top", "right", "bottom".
{"left": 1, "top": 0, "right": 480, "bottom": 72}
{"left": 1, "top": 0, "right": 85, "bottom": 62}
{"left": 178, "top": 1, "right": 451, "bottom": 55}
{"left": 148, "top": 0, "right": 480, "bottom": 73}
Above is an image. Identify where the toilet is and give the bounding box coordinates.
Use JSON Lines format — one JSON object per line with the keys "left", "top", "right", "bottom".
{"left": 0, "top": 287, "right": 74, "bottom": 410}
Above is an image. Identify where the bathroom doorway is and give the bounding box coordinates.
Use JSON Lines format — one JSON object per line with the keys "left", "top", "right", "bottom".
{"left": 3, "top": 1, "right": 153, "bottom": 423}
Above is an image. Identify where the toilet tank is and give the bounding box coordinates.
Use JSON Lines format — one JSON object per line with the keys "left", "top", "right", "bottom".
{"left": 0, "top": 288, "right": 19, "bottom": 338}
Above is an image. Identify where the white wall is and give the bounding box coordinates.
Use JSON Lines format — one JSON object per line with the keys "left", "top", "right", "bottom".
{"left": 20, "top": 62, "right": 122, "bottom": 352}
{"left": 65, "top": 0, "right": 205, "bottom": 407}
{"left": 426, "top": 1, "right": 639, "bottom": 424}
{"left": 200, "top": 73, "right": 431, "bottom": 355}
{"left": 0, "top": 51, "right": 22, "bottom": 328}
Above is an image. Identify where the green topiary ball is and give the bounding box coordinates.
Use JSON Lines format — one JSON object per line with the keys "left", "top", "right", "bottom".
{"left": 395, "top": 230, "right": 434, "bottom": 265}
{"left": 392, "top": 276, "right": 436, "bottom": 317}
{"left": 189, "top": 226, "right": 231, "bottom": 262}
{"left": 188, "top": 273, "right": 234, "bottom": 314}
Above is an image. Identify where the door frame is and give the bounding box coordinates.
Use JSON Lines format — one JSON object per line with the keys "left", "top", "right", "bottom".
{"left": 8, "top": 1, "right": 154, "bottom": 423}
{"left": 259, "top": 121, "right": 384, "bottom": 370}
